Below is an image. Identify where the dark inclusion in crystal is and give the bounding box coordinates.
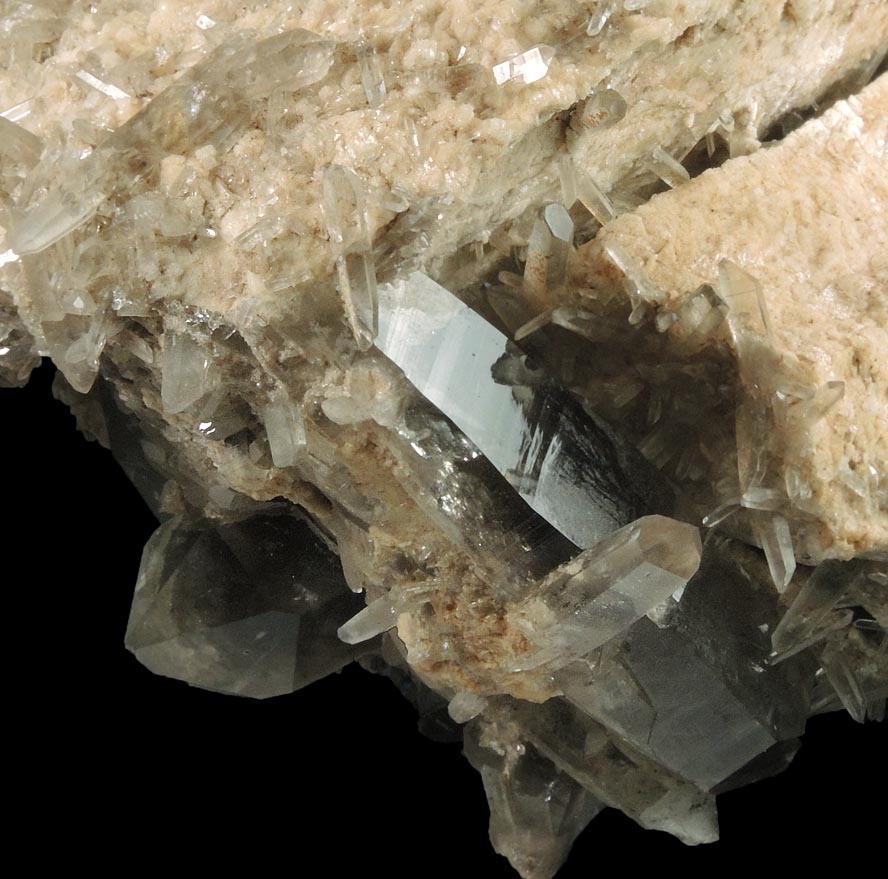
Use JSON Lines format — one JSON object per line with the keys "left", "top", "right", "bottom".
{"left": 126, "top": 509, "right": 367, "bottom": 697}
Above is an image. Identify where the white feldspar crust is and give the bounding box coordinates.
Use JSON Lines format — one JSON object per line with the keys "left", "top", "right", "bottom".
{"left": 575, "top": 75, "right": 888, "bottom": 562}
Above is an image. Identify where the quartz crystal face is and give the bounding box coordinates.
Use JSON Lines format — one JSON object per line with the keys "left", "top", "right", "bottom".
{"left": 1, "top": 1, "right": 886, "bottom": 876}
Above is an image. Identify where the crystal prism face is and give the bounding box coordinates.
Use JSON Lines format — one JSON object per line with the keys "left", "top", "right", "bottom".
{"left": 557, "top": 536, "right": 811, "bottom": 791}
{"left": 465, "top": 722, "right": 604, "bottom": 879}
{"left": 126, "top": 510, "right": 366, "bottom": 698}
{"left": 4, "top": 2, "right": 888, "bottom": 877}
{"left": 510, "top": 516, "right": 703, "bottom": 668}
{"left": 377, "top": 273, "right": 674, "bottom": 549}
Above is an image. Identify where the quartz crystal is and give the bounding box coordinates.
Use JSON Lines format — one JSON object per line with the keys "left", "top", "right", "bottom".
{"left": 127, "top": 509, "right": 367, "bottom": 697}
{"left": 2, "top": 2, "right": 886, "bottom": 876}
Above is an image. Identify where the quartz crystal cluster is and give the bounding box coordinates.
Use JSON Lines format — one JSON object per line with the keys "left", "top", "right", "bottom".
{"left": 2, "top": 2, "right": 886, "bottom": 876}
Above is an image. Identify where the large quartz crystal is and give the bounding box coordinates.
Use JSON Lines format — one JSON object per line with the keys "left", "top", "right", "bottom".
{"left": 1, "top": 2, "right": 885, "bottom": 876}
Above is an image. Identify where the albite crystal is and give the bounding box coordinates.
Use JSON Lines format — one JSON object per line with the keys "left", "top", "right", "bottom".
{"left": 2, "top": 2, "right": 886, "bottom": 876}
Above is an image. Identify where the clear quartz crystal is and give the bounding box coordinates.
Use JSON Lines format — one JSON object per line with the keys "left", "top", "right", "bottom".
{"left": 10, "top": 30, "right": 335, "bottom": 256}
{"left": 820, "top": 642, "right": 867, "bottom": 723}
{"left": 465, "top": 724, "right": 604, "bottom": 879}
{"left": 789, "top": 381, "right": 845, "bottom": 423}
{"left": 493, "top": 46, "right": 556, "bottom": 86}
{"left": 338, "top": 595, "right": 399, "bottom": 644}
{"left": 514, "top": 516, "right": 702, "bottom": 667}
{"left": 0, "top": 116, "right": 42, "bottom": 165}
{"left": 0, "top": 98, "right": 34, "bottom": 123}
{"left": 523, "top": 204, "right": 573, "bottom": 303}
{"left": 515, "top": 309, "right": 554, "bottom": 342}
{"left": 324, "top": 164, "right": 378, "bottom": 349}
{"left": 603, "top": 242, "right": 666, "bottom": 304}
{"left": 359, "top": 45, "right": 387, "bottom": 108}
{"left": 335, "top": 252, "right": 379, "bottom": 349}
{"left": 718, "top": 259, "right": 772, "bottom": 336}
{"left": 376, "top": 272, "right": 674, "bottom": 550}
{"left": 559, "top": 535, "right": 811, "bottom": 790}
{"left": 557, "top": 154, "right": 579, "bottom": 208}
{"left": 676, "top": 284, "right": 727, "bottom": 339}
{"left": 753, "top": 513, "right": 796, "bottom": 592}
{"left": 160, "top": 331, "right": 217, "bottom": 414}
{"left": 647, "top": 146, "right": 690, "bottom": 189}
{"left": 126, "top": 512, "right": 365, "bottom": 698}
{"left": 448, "top": 691, "right": 488, "bottom": 723}
{"left": 582, "top": 88, "right": 628, "bottom": 130}
{"left": 75, "top": 69, "right": 131, "bottom": 100}
{"left": 576, "top": 173, "right": 617, "bottom": 226}
{"left": 586, "top": 2, "right": 619, "bottom": 36}
{"left": 262, "top": 396, "right": 307, "bottom": 467}
{"left": 771, "top": 561, "right": 853, "bottom": 657}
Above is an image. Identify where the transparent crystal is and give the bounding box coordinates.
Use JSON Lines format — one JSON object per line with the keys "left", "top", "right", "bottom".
{"left": 647, "top": 146, "right": 690, "bottom": 188}
{"left": 359, "top": 46, "right": 387, "bottom": 108}
{"left": 448, "top": 691, "right": 488, "bottom": 723}
{"left": 324, "top": 165, "right": 378, "bottom": 349}
{"left": 718, "top": 258, "right": 772, "bottom": 337}
{"left": 788, "top": 380, "right": 845, "bottom": 424}
{"left": 338, "top": 595, "right": 399, "bottom": 645}
{"left": 557, "top": 154, "right": 578, "bottom": 208}
{"left": 75, "top": 69, "right": 131, "bottom": 100}
{"left": 576, "top": 173, "right": 617, "bottom": 226}
{"left": 771, "top": 561, "right": 858, "bottom": 657}
{"left": 262, "top": 396, "right": 307, "bottom": 467}
{"left": 493, "top": 46, "right": 556, "bottom": 86}
{"left": 377, "top": 272, "right": 674, "bottom": 549}
{"left": 512, "top": 697, "right": 719, "bottom": 844}
{"left": 820, "top": 642, "right": 867, "bottom": 723}
{"left": 753, "top": 512, "right": 796, "bottom": 592}
{"left": 586, "top": 2, "right": 619, "bottom": 36}
{"left": 335, "top": 251, "right": 379, "bottom": 350}
{"left": 160, "top": 331, "right": 218, "bottom": 414}
{"left": 582, "top": 88, "right": 628, "bottom": 130}
{"left": 0, "top": 115, "right": 42, "bottom": 165}
{"left": 126, "top": 511, "right": 365, "bottom": 698}
{"left": 465, "top": 723, "right": 604, "bottom": 879}
{"left": 10, "top": 30, "right": 334, "bottom": 256}
{"left": 602, "top": 241, "right": 667, "bottom": 304}
{"left": 556, "top": 536, "right": 808, "bottom": 790}
{"left": 514, "top": 516, "right": 702, "bottom": 667}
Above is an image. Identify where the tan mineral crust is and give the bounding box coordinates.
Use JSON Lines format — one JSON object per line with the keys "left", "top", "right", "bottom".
{"left": 571, "top": 75, "right": 888, "bottom": 562}
{"left": 1, "top": 2, "right": 887, "bottom": 876}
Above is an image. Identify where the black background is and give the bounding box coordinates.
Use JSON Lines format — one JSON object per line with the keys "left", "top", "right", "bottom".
{"left": 4, "top": 361, "right": 883, "bottom": 873}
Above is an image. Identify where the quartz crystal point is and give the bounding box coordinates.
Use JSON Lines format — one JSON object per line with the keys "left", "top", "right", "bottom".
{"left": 493, "top": 46, "right": 556, "bottom": 87}
{"left": 556, "top": 536, "right": 810, "bottom": 791}
{"left": 464, "top": 722, "right": 604, "bottom": 879}
{"left": 376, "top": 272, "right": 674, "bottom": 549}
{"left": 506, "top": 696, "right": 720, "bottom": 845}
{"left": 511, "top": 516, "right": 703, "bottom": 669}
{"left": 126, "top": 510, "right": 366, "bottom": 697}
{"left": 323, "top": 164, "right": 379, "bottom": 349}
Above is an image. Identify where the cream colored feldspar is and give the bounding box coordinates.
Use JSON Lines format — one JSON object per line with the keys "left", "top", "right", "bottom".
{"left": 573, "top": 75, "right": 888, "bottom": 562}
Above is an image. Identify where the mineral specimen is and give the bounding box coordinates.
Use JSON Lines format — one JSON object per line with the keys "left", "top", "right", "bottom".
{"left": 1, "top": 1, "right": 886, "bottom": 876}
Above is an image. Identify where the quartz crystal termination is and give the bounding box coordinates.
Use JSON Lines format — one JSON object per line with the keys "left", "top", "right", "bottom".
{"left": 126, "top": 508, "right": 367, "bottom": 698}
{"left": 2, "top": 2, "right": 887, "bottom": 878}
